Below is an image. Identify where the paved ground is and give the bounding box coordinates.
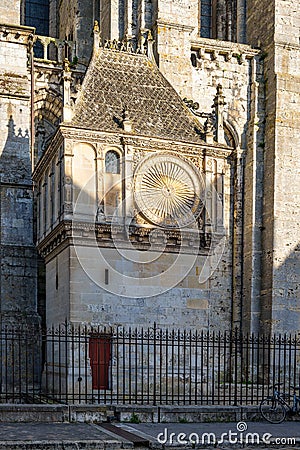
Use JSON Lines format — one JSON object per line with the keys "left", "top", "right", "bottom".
{"left": 0, "top": 421, "right": 300, "bottom": 448}
{"left": 0, "top": 422, "right": 132, "bottom": 449}
{"left": 121, "top": 421, "right": 300, "bottom": 447}
{"left": 0, "top": 422, "right": 120, "bottom": 441}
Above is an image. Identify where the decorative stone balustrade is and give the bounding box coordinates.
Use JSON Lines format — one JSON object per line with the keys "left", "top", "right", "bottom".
{"left": 34, "top": 35, "right": 76, "bottom": 64}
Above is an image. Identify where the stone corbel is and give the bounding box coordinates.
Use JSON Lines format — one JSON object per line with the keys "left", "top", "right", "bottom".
{"left": 225, "top": 51, "right": 232, "bottom": 62}
{"left": 211, "top": 50, "right": 219, "bottom": 61}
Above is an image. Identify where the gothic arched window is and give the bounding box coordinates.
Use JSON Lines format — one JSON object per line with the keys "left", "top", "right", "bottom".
{"left": 200, "top": 0, "right": 212, "bottom": 38}
{"left": 105, "top": 150, "right": 120, "bottom": 174}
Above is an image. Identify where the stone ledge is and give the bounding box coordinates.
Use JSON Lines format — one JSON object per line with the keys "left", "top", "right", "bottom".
{"left": 2, "top": 403, "right": 299, "bottom": 424}
{"left": 69, "top": 404, "right": 112, "bottom": 423}
{"left": 114, "top": 404, "right": 261, "bottom": 423}
{"left": 0, "top": 404, "right": 69, "bottom": 423}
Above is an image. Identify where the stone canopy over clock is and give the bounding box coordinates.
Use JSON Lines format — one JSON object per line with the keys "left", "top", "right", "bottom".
{"left": 134, "top": 153, "right": 203, "bottom": 228}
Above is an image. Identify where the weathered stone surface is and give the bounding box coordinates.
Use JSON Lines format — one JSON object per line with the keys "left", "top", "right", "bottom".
{"left": 246, "top": 0, "right": 300, "bottom": 334}
{"left": 0, "top": 0, "right": 21, "bottom": 26}
{"left": 0, "top": 26, "right": 39, "bottom": 326}
{"left": 1, "top": 0, "right": 300, "bottom": 341}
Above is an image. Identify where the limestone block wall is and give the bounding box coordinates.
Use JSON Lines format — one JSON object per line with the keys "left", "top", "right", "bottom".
{"left": 58, "top": 1, "right": 76, "bottom": 42}
{"left": 248, "top": 0, "right": 300, "bottom": 333}
{"left": 163, "top": 39, "right": 264, "bottom": 334}
{"left": 46, "top": 248, "right": 70, "bottom": 324}
{"left": 246, "top": 0, "right": 300, "bottom": 334}
{"left": 43, "top": 245, "right": 233, "bottom": 331}
{"left": 271, "top": 42, "right": 300, "bottom": 333}
{"left": 149, "top": 37, "right": 261, "bottom": 334}
{"left": 152, "top": 0, "right": 198, "bottom": 98}
{"left": 37, "top": 149, "right": 63, "bottom": 241}
{"left": 0, "top": 0, "right": 21, "bottom": 26}
{"left": 190, "top": 44, "right": 252, "bottom": 132}
{"left": 0, "top": 26, "right": 39, "bottom": 325}
{"left": 57, "top": 0, "right": 154, "bottom": 64}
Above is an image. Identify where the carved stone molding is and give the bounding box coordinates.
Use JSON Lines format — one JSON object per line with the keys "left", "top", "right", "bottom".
{"left": 37, "top": 220, "right": 211, "bottom": 260}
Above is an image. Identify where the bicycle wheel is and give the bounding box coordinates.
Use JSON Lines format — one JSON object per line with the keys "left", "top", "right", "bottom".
{"left": 260, "top": 397, "right": 286, "bottom": 423}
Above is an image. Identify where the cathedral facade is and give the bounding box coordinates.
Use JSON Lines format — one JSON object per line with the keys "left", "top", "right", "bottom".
{"left": 0, "top": 0, "right": 299, "bottom": 337}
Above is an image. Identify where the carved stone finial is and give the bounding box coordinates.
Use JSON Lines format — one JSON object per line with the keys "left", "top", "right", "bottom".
{"left": 214, "top": 84, "right": 226, "bottom": 106}
{"left": 123, "top": 107, "right": 129, "bottom": 121}
{"left": 93, "top": 20, "right": 102, "bottom": 54}
{"left": 93, "top": 20, "right": 100, "bottom": 33}
{"left": 63, "top": 61, "right": 72, "bottom": 122}
{"left": 213, "top": 84, "right": 226, "bottom": 144}
{"left": 122, "top": 107, "right": 133, "bottom": 132}
{"left": 63, "top": 58, "right": 71, "bottom": 72}
{"left": 204, "top": 115, "right": 215, "bottom": 144}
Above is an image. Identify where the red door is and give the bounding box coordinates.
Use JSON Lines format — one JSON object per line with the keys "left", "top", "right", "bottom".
{"left": 89, "top": 335, "right": 111, "bottom": 389}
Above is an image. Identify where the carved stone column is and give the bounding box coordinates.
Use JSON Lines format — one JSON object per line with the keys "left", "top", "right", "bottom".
{"left": 203, "top": 156, "right": 214, "bottom": 233}
{"left": 95, "top": 144, "right": 105, "bottom": 222}
{"left": 63, "top": 59, "right": 72, "bottom": 122}
{"left": 124, "top": 144, "right": 134, "bottom": 219}
{"left": 63, "top": 140, "right": 73, "bottom": 218}
{"left": 213, "top": 84, "right": 226, "bottom": 145}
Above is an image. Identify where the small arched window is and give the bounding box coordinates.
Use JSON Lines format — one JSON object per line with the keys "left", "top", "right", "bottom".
{"left": 105, "top": 150, "right": 120, "bottom": 174}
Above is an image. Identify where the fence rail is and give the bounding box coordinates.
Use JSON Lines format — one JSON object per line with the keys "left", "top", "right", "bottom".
{"left": 1, "top": 323, "right": 300, "bottom": 406}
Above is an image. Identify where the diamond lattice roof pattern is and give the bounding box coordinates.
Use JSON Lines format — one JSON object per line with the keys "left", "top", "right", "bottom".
{"left": 71, "top": 49, "right": 205, "bottom": 144}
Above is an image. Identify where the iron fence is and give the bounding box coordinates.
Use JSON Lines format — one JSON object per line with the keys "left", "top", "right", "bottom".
{"left": 1, "top": 323, "right": 300, "bottom": 406}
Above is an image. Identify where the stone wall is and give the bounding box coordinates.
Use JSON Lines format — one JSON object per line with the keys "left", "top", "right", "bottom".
{"left": 156, "top": 34, "right": 264, "bottom": 334}
{"left": 271, "top": 0, "right": 300, "bottom": 333}
{"left": 10, "top": 0, "right": 299, "bottom": 337}
{"left": 46, "top": 249, "right": 70, "bottom": 324}
{"left": 246, "top": 0, "right": 300, "bottom": 334}
{"left": 0, "top": 0, "right": 21, "bottom": 26}
{"left": 0, "top": 25, "right": 39, "bottom": 326}
{"left": 58, "top": 0, "right": 94, "bottom": 65}
{"left": 38, "top": 132, "right": 233, "bottom": 332}
{"left": 43, "top": 245, "right": 233, "bottom": 331}
{"left": 72, "top": 247, "right": 211, "bottom": 328}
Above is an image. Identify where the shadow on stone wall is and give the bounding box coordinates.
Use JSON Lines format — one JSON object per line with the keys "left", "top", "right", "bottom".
{"left": 0, "top": 115, "right": 31, "bottom": 183}
{"left": 0, "top": 115, "right": 42, "bottom": 394}
{"left": 262, "top": 242, "right": 300, "bottom": 335}
{"left": 0, "top": 114, "right": 39, "bottom": 326}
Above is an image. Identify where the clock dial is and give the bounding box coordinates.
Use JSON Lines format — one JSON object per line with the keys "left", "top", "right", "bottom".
{"left": 134, "top": 153, "right": 202, "bottom": 228}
